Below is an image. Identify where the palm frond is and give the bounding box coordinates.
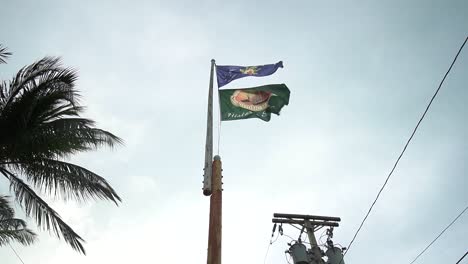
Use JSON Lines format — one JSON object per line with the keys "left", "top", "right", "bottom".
{"left": 0, "top": 45, "right": 12, "bottom": 64}
{"left": 0, "top": 118, "right": 122, "bottom": 162}
{"left": 0, "top": 195, "right": 37, "bottom": 246}
{"left": 0, "top": 58, "right": 78, "bottom": 117}
{"left": 0, "top": 196, "right": 14, "bottom": 219}
{"left": 8, "top": 159, "right": 121, "bottom": 204}
{"left": 0, "top": 228, "right": 36, "bottom": 246}
{"left": 0, "top": 218, "right": 27, "bottom": 227}
{"left": 1, "top": 169, "right": 86, "bottom": 254}
{"left": 0, "top": 57, "right": 122, "bottom": 160}
{"left": 41, "top": 118, "right": 123, "bottom": 148}
{"left": 1, "top": 57, "right": 76, "bottom": 109}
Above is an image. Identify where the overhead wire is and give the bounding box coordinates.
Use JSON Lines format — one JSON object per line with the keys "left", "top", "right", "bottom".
{"left": 340, "top": 36, "right": 468, "bottom": 264}
{"left": 283, "top": 234, "right": 297, "bottom": 243}
{"left": 408, "top": 205, "right": 468, "bottom": 264}
{"left": 285, "top": 252, "right": 292, "bottom": 264}
{"left": 9, "top": 243, "right": 26, "bottom": 264}
{"left": 456, "top": 250, "right": 468, "bottom": 264}
{"left": 263, "top": 236, "right": 276, "bottom": 264}
{"left": 264, "top": 224, "right": 281, "bottom": 264}
{"left": 318, "top": 228, "right": 328, "bottom": 246}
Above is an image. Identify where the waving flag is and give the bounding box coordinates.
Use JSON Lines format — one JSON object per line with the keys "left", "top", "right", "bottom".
{"left": 216, "top": 61, "right": 283, "bottom": 88}
{"left": 219, "top": 84, "right": 290, "bottom": 122}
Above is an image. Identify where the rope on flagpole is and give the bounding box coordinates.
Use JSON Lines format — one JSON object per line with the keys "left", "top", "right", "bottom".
{"left": 215, "top": 63, "right": 222, "bottom": 156}
{"left": 217, "top": 98, "right": 222, "bottom": 156}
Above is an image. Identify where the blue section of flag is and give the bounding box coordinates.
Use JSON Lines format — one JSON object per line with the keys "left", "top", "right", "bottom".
{"left": 215, "top": 61, "right": 283, "bottom": 88}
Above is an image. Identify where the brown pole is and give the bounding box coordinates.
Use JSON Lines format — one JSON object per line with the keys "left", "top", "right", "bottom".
{"left": 207, "top": 155, "right": 222, "bottom": 264}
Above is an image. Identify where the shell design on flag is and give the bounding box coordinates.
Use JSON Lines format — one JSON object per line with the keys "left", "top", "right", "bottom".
{"left": 230, "top": 90, "right": 272, "bottom": 112}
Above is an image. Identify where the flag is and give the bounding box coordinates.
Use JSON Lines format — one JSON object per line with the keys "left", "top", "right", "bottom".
{"left": 216, "top": 61, "right": 283, "bottom": 88}
{"left": 219, "top": 84, "right": 290, "bottom": 122}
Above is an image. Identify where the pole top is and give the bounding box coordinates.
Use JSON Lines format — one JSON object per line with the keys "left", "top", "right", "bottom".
{"left": 214, "top": 155, "right": 221, "bottom": 161}
{"left": 211, "top": 59, "right": 215, "bottom": 64}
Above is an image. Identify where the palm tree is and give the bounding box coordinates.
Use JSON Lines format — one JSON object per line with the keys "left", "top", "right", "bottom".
{"left": 0, "top": 45, "right": 123, "bottom": 254}
{"left": 0, "top": 195, "right": 36, "bottom": 246}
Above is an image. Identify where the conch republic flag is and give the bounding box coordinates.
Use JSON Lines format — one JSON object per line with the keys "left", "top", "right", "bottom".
{"left": 219, "top": 84, "right": 290, "bottom": 122}
{"left": 216, "top": 61, "right": 283, "bottom": 88}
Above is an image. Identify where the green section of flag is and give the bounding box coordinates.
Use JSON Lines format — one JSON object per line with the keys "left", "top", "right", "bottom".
{"left": 219, "top": 84, "right": 290, "bottom": 122}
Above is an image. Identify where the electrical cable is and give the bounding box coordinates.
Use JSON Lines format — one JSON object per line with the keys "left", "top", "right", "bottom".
{"left": 409, "top": 205, "right": 468, "bottom": 264}
{"left": 8, "top": 243, "right": 26, "bottom": 264}
{"left": 340, "top": 36, "right": 468, "bottom": 264}
{"left": 263, "top": 240, "right": 273, "bottom": 264}
{"left": 456, "top": 250, "right": 468, "bottom": 264}
{"left": 318, "top": 228, "right": 328, "bottom": 246}
{"left": 283, "top": 234, "right": 297, "bottom": 243}
{"left": 285, "top": 252, "right": 292, "bottom": 264}
{"left": 264, "top": 225, "right": 280, "bottom": 264}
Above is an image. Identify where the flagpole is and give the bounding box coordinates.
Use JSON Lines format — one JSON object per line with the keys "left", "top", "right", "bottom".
{"left": 205, "top": 59, "right": 222, "bottom": 264}
{"left": 203, "top": 59, "right": 215, "bottom": 196}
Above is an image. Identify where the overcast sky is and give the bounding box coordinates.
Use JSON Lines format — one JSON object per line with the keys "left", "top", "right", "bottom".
{"left": 1, "top": 1, "right": 467, "bottom": 263}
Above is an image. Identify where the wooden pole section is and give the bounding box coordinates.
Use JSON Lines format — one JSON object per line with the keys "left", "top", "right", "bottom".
{"left": 203, "top": 59, "right": 215, "bottom": 196}
{"left": 207, "top": 155, "right": 222, "bottom": 264}
{"left": 304, "top": 219, "right": 324, "bottom": 264}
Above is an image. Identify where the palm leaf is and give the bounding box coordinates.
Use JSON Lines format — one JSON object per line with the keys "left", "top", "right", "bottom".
{"left": 0, "top": 45, "right": 11, "bottom": 64}
{"left": 2, "top": 169, "right": 85, "bottom": 254}
{"left": 0, "top": 117, "right": 122, "bottom": 162}
{"left": 0, "top": 196, "right": 14, "bottom": 219}
{"left": 0, "top": 59, "right": 78, "bottom": 120}
{"left": 0, "top": 228, "right": 36, "bottom": 246}
{"left": 8, "top": 159, "right": 121, "bottom": 204}
{"left": 2, "top": 57, "right": 66, "bottom": 106}
{"left": 0, "top": 195, "right": 37, "bottom": 246}
{"left": 0, "top": 57, "right": 122, "bottom": 161}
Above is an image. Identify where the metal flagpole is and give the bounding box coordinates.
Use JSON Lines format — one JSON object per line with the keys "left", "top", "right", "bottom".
{"left": 203, "top": 59, "right": 216, "bottom": 196}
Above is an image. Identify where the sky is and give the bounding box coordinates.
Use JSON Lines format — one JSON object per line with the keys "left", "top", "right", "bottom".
{"left": 0, "top": 0, "right": 467, "bottom": 263}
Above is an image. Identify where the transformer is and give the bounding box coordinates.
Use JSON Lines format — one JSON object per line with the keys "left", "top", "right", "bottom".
{"left": 325, "top": 247, "right": 345, "bottom": 264}
{"left": 289, "top": 242, "right": 310, "bottom": 264}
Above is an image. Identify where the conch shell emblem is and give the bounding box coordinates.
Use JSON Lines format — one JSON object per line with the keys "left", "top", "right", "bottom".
{"left": 230, "top": 90, "right": 272, "bottom": 112}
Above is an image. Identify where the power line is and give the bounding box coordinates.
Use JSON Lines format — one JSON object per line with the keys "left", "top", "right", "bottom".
{"left": 264, "top": 231, "right": 280, "bottom": 264}
{"left": 263, "top": 241, "right": 272, "bottom": 264}
{"left": 341, "top": 36, "right": 468, "bottom": 263}
{"left": 8, "top": 243, "right": 26, "bottom": 264}
{"left": 409, "top": 205, "right": 468, "bottom": 264}
{"left": 456, "top": 250, "right": 468, "bottom": 264}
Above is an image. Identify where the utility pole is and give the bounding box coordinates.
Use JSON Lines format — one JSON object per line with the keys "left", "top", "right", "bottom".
{"left": 272, "top": 213, "right": 345, "bottom": 264}
{"left": 207, "top": 155, "right": 222, "bottom": 264}
{"left": 304, "top": 219, "right": 325, "bottom": 264}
